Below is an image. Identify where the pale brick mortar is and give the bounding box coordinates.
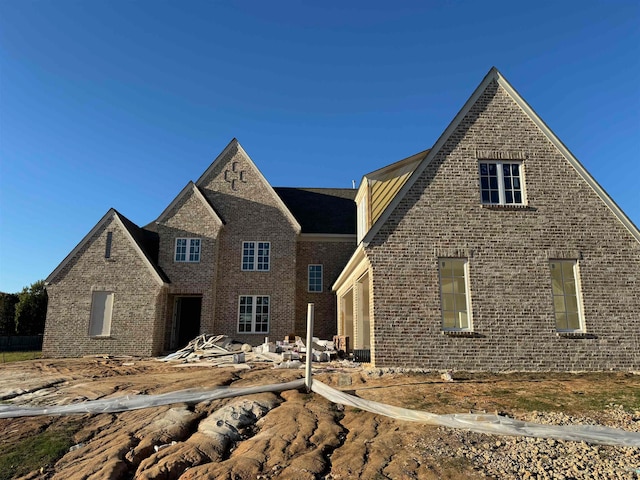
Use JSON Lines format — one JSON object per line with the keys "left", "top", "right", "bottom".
{"left": 156, "top": 188, "right": 222, "bottom": 349}
{"left": 43, "top": 217, "right": 165, "bottom": 358}
{"left": 367, "top": 81, "right": 640, "bottom": 371}
{"left": 295, "top": 240, "right": 356, "bottom": 339}
{"left": 199, "top": 146, "right": 299, "bottom": 343}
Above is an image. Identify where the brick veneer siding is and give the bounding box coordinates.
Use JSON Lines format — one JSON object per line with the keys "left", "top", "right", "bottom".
{"left": 43, "top": 216, "right": 165, "bottom": 358}
{"left": 295, "top": 238, "right": 357, "bottom": 339}
{"left": 155, "top": 187, "right": 222, "bottom": 350}
{"left": 367, "top": 80, "right": 640, "bottom": 371}
{"left": 198, "top": 145, "right": 299, "bottom": 344}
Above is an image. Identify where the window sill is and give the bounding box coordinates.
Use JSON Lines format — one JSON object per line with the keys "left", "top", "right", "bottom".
{"left": 481, "top": 204, "right": 536, "bottom": 211}
{"left": 556, "top": 332, "right": 596, "bottom": 339}
{"left": 90, "top": 335, "right": 113, "bottom": 340}
{"left": 442, "top": 330, "right": 478, "bottom": 337}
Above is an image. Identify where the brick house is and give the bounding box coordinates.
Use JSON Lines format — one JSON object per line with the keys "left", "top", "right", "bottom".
{"left": 45, "top": 67, "right": 639, "bottom": 370}
{"left": 43, "top": 140, "right": 356, "bottom": 357}
{"left": 333, "top": 67, "right": 640, "bottom": 371}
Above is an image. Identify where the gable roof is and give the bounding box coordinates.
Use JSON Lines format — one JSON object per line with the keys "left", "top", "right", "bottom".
{"left": 363, "top": 67, "right": 640, "bottom": 245}
{"left": 46, "top": 209, "right": 169, "bottom": 286}
{"left": 155, "top": 181, "right": 224, "bottom": 226}
{"left": 362, "top": 148, "right": 429, "bottom": 227}
{"left": 274, "top": 187, "right": 357, "bottom": 234}
{"left": 196, "top": 138, "right": 302, "bottom": 234}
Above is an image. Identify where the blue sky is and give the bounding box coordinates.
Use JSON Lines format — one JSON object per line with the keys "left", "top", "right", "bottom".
{"left": 0, "top": 1, "right": 638, "bottom": 293}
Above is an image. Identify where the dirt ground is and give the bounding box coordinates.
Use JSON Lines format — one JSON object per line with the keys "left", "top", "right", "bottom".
{"left": 0, "top": 357, "right": 638, "bottom": 479}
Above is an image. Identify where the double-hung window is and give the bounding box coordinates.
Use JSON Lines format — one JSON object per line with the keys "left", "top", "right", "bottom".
{"left": 238, "top": 295, "right": 270, "bottom": 333}
{"left": 175, "top": 238, "right": 201, "bottom": 262}
{"left": 479, "top": 161, "right": 524, "bottom": 205}
{"left": 439, "top": 259, "right": 472, "bottom": 331}
{"left": 550, "top": 260, "right": 584, "bottom": 332}
{"left": 242, "top": 241, "right": 270, "bottom": 271}
{"left": 308, "top": 265, "right": 323, "bottom": 293}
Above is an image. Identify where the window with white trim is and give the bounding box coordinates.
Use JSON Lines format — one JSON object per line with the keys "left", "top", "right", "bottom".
{"left": 550, "top": 260, "right": 584, "bottom": 332}
{"left": 242, "top": 241, "right": 270, "bottom": 271}
{"left": 479, "top": 161, "right": 524, "bottom": 205}
{"left": 308, "top": 264, "right": 323, "bottom": 293}
{"left": 439, "top": 259, "right": 472, "bottom": 331}
{"left": 89, "top": 291, "right": 114, "bottom": 337}
{"left": 238, "top": 295, "right": 270, "bottom": 333}
{"left": 175, "top": 238, "right": 201, "bottom": 262}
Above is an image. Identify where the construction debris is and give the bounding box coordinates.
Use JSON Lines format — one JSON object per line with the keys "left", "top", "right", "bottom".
{"left": 157, "top": 334, "right": 339, "bottom": 367}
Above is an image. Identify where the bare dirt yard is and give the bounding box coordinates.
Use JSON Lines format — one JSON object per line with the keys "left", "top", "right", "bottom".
{"left": 0, "top": 357, "right": 639, "bottom": 480}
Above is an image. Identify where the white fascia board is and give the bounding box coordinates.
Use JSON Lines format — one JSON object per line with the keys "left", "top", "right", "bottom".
{"left": 494, "top": 72, "right": 640, "bottom": 244}
{"left": 46, "top": 209, "right": 166, "bottom": 287}
{"left": 332, "top": 244, "right": 367, "bottom": 292}
{"left": 354, "top": 178, "right": 369, "bottom": 204}
{"left": 363, "top": 67, "right": 640, "bottom": 246}
{"left": 46, "top": 209, "right": 117, "bottom": 284}
{"left": 362, "top": 68, "right": 500, "bottom": 246}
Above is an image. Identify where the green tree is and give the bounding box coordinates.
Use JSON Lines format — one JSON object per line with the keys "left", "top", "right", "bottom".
{"left": 0, "top": 292, "right": 19, "bottom": 335}
{"left": 15, "top": 280, "right": 48, "bottom": 336}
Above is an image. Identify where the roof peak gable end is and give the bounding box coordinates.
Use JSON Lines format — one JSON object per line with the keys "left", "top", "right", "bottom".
{"left": 196, "top": 138, "right": 301, "bottom": 233}
{"left": 362, "top": 67, "right": 640, "bottom": 245}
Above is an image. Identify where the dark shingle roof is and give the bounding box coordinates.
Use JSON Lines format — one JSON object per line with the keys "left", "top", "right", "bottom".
{"left": 116, "top": 210, "right": 171, "bottom": 283}
{"left": 274, "top": 187, "right": 357, "bottom": 235}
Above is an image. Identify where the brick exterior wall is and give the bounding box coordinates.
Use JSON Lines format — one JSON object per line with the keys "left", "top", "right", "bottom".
{"left": 43, "top": 215, "right": 165, "bottom": 358}
{"left": 367, "top": 80, "right": 640, "bottom": 371}
{"left": 197, "top": 145, "right": 300, "bottom": 344}
{"left": 155, "top": 186, "right": 222, "bottom": 350}
{"left": 295, "top": 238, "right": 356, "bottom": 339}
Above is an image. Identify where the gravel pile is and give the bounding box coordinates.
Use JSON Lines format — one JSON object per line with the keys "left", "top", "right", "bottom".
{"left": 448, "top": 406, "right": 640, "bottom": 479}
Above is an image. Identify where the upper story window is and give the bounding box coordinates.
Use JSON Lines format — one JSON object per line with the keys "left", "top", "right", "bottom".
{"left": 439, "top": 258, "right": 472, "bottom": 331}
{"left": 308, "top": 264, "right": 323, "bottom": 293}
{"left": 242, "top": 241, "right": 270, "bottom": 271}
{"left": 479, "top": 161, "right": 524, "bottom": 205}
{"left": 550, "top": 260, "right": 584, "bottom": 332}
{"left": 105, "top": 231, "right": 113, "bottom": 259}
{"left": 175, "top": 238, "right": 201, "bottom": 263}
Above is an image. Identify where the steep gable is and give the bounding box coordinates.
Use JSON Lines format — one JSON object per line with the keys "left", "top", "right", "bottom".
{"left": 196, "top": 139, "right": 301, "bottom": 233}
{"left": 46, "top": 209, "right": 167, "bottom": 286}
{"left": 363, "top": 67, "right": 640, "bottom": 246}
{"left": 155, "top": 181, "right": 224, "bottom": 228}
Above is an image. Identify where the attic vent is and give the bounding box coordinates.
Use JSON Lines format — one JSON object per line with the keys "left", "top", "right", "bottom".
{"left": 105, "top": 232, "right": 113, "bottom": 259}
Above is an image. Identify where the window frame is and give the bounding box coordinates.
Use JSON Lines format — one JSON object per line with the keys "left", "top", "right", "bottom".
{"left": 174, "top": 238, "right": 201, "bottom": 263}
{"left": 438, "top": 258, "right": 473, "bottom": 332}
{"left": 241, "top": 241, "right": 270, "bottom": 271}
{"left": 237, "top": 295, "right": 270, "bottom": 334}
{"left": 549, "top": 260, "right": 585, "bottom": 333}
{"left": 105, "top": 231, "right": 113, "bottom": 259}
{"left": 308, "top": 264, "right": 323, "bottom": 293}
{"left": 478, "top": 160, "right": 525, "bottom": 206}
{"left": 89, "top": 291, "right": 114, "bottom": 338}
